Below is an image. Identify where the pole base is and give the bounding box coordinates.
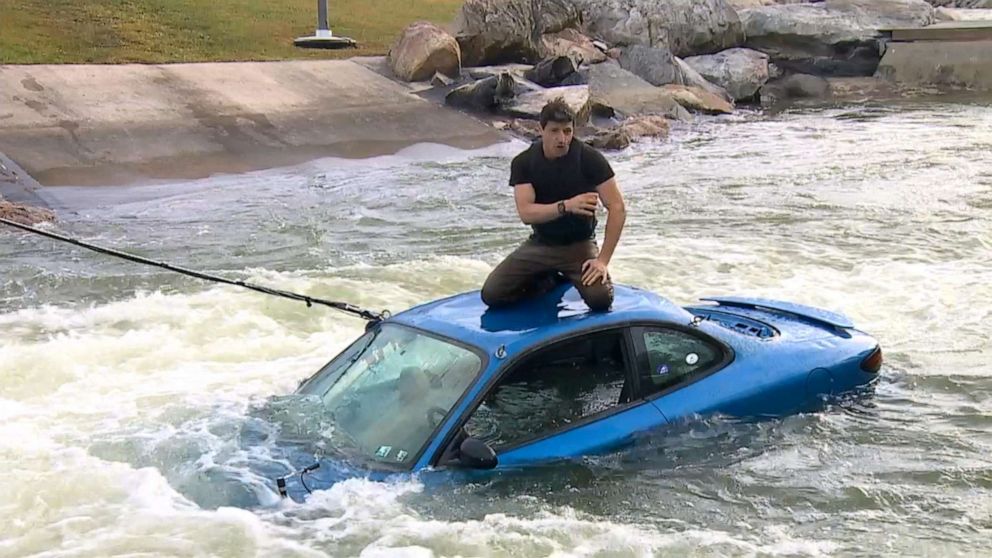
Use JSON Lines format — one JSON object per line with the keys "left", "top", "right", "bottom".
{"left": 294, "top": 34, "right": 358, "bottom": 49}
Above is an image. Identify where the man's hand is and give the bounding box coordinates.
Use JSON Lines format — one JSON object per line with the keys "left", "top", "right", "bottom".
{"left": 581, "top": 258, "right": 609, "bottom": 286}
{"left": 565, "top": 193, "right": 599, "bottom": 217}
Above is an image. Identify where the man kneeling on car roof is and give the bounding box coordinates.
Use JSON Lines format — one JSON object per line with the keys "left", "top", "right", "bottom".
{"left": 481, "top": 97, "right": 627, "bottom": 311}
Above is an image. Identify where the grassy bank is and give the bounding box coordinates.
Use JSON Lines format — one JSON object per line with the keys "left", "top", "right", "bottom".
{"left": 0, "top": 0, "right": 463, "bottom": 63}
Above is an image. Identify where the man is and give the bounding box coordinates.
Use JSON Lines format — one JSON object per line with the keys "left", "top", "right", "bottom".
{"left": 481, "top": 97, "right": 626, "bottom": 311}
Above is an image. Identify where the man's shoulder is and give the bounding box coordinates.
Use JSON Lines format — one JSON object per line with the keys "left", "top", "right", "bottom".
{"left": 575, "top": 138, "right": 607, "bottom": 160}
{"left": 513, "top": 141, "right": 540, "bottom": 162}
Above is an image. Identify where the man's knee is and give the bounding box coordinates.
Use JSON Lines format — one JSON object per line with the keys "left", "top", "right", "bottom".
{"left": 481, "top": 283, "right": 508, "bottom": 307}
{"left": 582, "top": 283, "right": 614, "bottom": 312}
{"left": 481, "top": 271, "right": 519, "bottom": 308}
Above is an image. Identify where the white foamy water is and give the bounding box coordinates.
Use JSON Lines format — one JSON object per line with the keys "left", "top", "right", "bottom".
{"left": 2, "top": 100, "right": 992, "bottom": 557}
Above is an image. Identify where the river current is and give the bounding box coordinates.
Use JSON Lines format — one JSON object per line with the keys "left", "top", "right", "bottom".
{"left": 2, "top": 99, "right": 991, "bottom": 557}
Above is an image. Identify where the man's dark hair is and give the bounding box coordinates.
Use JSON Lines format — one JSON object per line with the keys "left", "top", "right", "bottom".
{"left": 539, "top": 97, "right": 575, "bottom": 128}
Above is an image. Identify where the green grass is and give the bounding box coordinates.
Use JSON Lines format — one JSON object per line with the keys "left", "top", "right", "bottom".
{"left": 0, "top": 0, "right": 463, "bottom": 63}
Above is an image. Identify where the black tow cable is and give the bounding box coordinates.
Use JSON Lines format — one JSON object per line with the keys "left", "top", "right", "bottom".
{"left": 0, "top": 217, "right": 388, "bottom": 322}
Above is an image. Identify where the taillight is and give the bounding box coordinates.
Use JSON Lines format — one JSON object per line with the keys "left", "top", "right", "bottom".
{"left": 860, "top": 346, "right": 883, "bottom": 373}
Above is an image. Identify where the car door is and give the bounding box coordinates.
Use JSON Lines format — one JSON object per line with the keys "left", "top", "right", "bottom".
{"left": 458, "top": 327, "right": 669, "bottom": 468}
{"left": 629, "top": 325, "right": 735, "bottom": 422}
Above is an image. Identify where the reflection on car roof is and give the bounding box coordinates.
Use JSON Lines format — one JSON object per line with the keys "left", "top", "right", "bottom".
{"left": 391, "top": 284, "right": 694, "bottom": 353}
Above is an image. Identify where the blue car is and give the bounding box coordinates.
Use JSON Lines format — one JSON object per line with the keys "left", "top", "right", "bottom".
{"left": 278, "top": 283, "right": 881, "bottom": 500}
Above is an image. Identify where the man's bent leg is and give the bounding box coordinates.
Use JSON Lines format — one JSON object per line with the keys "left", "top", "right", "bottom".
{"left": 481, "top": 240, "right": 555, "bottom": 307}
{"left": 557, "top": 240, "right": 615, "bottom": 312}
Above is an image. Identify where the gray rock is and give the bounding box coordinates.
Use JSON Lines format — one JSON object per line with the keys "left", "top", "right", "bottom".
{"left": 935, "top": 7, "right": 992, "bottom": 19}
{"left": 674, "top": 57, "right": 734, "bottom": 102}
{"left": 431, "top": 72, "right": 456, "bottom": 87}
{"left": 389, "top": 21, "right": 461, "bottom": 82}
{"left": 538, "top": 28, "right": 608, "bottom": 64}
{"left": 572, "top": 0, "right": 745, "bottom": 57}
{"left": 620, "top": 114, "right": 672, "bottom": 140}
{"left": 452, "top": 0, "right": 581, "bottom": 66}
{"left": 467, "top": 63, "right": 534, "bottom": 80}
{"left": 585, "top": 62, "right": 692, "bottom": 120}
{"left": 829, "top": 0, "right": 936, "bottom": 28}
{"left": 740, "top": 0, "right": 935, "bottom": 76}
{"left": 585, "top": 127, "right": 633, "bottom": 150}
{"left": 618, "top": 44, "right": 681, "bottom": 86}
{"left": 525, "top": 56, "right": 580, "bottom": 87}
{"left": 508, "top": 118, "right": 543, "bottom": 139}
{"left": 759, "top": 73, "right": 831, "bottom": 105}
{"left": 445, "top": 73, "right": 517, "bottom": 111}
{"left": 498, "top": 85, "right": 593, "bottom": 124}
{"left": 684, "top": 48, "right": 770, "bottom": 100}
{"left": 926, "top": 1, "right": 992, "bottom": 6}
{"left": 660, "top": 84, "right": 735, "bottom": 114}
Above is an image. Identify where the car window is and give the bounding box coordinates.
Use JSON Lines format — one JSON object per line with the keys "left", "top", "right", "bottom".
{"left": 463, "top": 330, "right": 631, "bottom": 449}
{"left": 639, "top": 328, "right": 722, "bottom": 395}
{"left": 297, "top": 323, "right": 482, "bottom": 467}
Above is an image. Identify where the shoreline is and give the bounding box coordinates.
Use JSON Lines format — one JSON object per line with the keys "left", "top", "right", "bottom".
{"left": 2, "top": 58, "right": 990, "bottom": 193}
{"left": 0, "top": 59, "right": 506, "bottom": 189}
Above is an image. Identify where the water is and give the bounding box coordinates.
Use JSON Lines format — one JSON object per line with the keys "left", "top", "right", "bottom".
{"left": 2, "top": 100, "right": 991, "bottom": 557}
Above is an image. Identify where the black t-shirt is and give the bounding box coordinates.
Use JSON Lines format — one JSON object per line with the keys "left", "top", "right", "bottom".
{"left": 508, "top": 138, "right": 615, "bottom": 245}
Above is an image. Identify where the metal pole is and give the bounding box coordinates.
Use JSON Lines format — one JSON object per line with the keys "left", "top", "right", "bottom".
{"left": 317, "top": 0, "right": 330, "bottom": 36}
{"left": 294, "top": 0, "right": 356, "bottom": 49}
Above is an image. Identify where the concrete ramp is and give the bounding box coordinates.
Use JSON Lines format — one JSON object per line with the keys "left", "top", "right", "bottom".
{"left": 1, "top": 152, "right": 46, "bottom": 206}
{"left": 0, "top": 61, "right": 504, "bottom": 186}
{"left": 877, "top": 22, "right": 992, "bottom": 91}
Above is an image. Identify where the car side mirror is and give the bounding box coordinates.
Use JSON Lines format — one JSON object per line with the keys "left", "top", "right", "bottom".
{"left": 459, "top": 437, "right": 497, "bottom": 469}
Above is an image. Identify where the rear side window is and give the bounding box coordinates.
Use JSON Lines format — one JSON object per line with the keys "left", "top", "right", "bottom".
{"left": 639, "top": 328, "right": 723, "bottom": 395}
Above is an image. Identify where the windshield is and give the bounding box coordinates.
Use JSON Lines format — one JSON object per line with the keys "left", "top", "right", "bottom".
{"left": 297, "top": 323, "right": 483, "bottom": 467}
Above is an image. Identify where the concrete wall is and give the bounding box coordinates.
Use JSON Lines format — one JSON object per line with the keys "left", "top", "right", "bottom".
{"left": 0, "top": 60, "right": 503, "bottom": 186}
{"left": 876, "top": 40, "right": 992, "bottom": 90}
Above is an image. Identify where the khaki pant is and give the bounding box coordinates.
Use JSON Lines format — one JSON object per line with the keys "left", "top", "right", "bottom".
{"left": 481, "top": 238, "right": 614, "bottom": 311}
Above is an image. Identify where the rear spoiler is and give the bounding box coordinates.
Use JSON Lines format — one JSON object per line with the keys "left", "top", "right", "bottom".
{"left": 699, "top": 296, "right": 854, "bottom": 330}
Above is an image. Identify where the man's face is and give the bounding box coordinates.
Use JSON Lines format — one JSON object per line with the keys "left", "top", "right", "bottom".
{"left": 541, "top": 120, "right": 573, "bottom": 158}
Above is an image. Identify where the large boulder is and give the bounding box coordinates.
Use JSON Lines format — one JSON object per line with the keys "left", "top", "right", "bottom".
{"left": 740, "top": 0, "right": 935, "bottom": 76}
{"left": 618, "top": 45, "right": 681, "bottom": 86}
{"left": 922, "top": 0, "right": 992, "bottom": 6}
{"left": 538, "top": 28, "right": 608, "bottom": 64}
{"left": 830, "top": 0, "right": 936, "bottom": 27}
{"left": 935, "top": 7, "right": 992, "bottom": 20}
{"left": 660, "top": 84, "right": 735, "bottom": 114}
{"left": 727, "top": 0, "right": 812, "bottom": 8}
{"left": 498, "top": 85, "right": 593, "bottom": 124}
{"left": 585, "top": 62, "right": 691, "bottom": 120}
{"left": 452, "top": 0, "right": 582, "bottom": 66}
{"left": 684, "top": 48, "right": 770, "bottom": 100}
{"left": 389, "top": 21, "right": 461, "bottom": 82}
{"left": 524, "top": 56, "right": 582, "bottom": 87}
{"left": 572, "top": 0, "right": 746, "bottom": 57}
{"left": 674, "top": 57, "right": 734, "bottom": 102}
{"left": 616, "top": 45, "right": 733, "bottom": 100}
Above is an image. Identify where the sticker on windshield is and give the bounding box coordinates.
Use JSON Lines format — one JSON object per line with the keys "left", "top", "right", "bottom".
{"left": 686, "top": 353, "right": 699, "bottom": 365}
{"left": 375, "top": 445, "right": 392, "bottom": 459}
{"left": 656, "top": 364, "right": 670, "bottom": 376}
{"left": 395, "top": 450, "right": 409, "bottom": 462}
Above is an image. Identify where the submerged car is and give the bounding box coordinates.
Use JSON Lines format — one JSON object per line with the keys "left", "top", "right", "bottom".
{"left": 278, "top": 283, "right": 882, "bottom": 500}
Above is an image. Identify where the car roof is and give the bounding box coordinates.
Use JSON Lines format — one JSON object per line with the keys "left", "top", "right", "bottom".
{"left": 389, "top": 283, "right": 695, "bottom": 354}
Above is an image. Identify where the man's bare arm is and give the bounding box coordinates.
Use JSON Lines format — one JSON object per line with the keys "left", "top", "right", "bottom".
{"left": 595, "top": 178, "right": 626, "bottom": 265}
{"left": 513, "top": 183, "right": 598, "bottom": 225}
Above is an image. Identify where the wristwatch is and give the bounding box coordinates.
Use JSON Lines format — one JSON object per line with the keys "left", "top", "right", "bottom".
{"left": 557, "top": 200, "right": 567, "bottom": 216}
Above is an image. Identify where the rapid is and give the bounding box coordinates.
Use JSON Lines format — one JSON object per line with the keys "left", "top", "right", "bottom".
{"left": 2, "top": 99, "right": 991, "bottom": 557}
